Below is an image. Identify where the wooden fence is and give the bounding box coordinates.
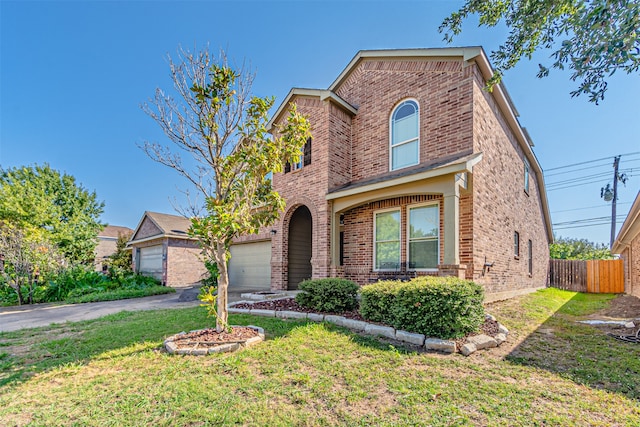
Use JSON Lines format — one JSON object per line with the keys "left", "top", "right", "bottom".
{"left": 548, "top": 259, "right": 625, "bottom": 293}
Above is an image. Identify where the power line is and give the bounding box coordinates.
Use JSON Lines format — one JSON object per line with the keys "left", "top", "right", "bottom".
{"left": 544, "top": 151, "right": 640, "bottom": 172}
{"left": 553, "top": 215, "right": 626, "bottom": 226}
{"left": 546, "top": 169, "right": 637, "bottom": 191}
{"left": 544, "top": 158, "right": 640, "bottom": 177}
{"left": 551, "top": 201, "right": 632, "bottom": 214}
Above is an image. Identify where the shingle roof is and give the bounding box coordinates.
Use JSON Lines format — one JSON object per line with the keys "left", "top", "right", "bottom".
{"left": 129, "top": 211, "right": 195, "bottom": 244}
{"left": 144, "top": 211, "right": 192, "bottom": 237}
{"left": 99, "top": 225, "right": 133, "bottom": 239}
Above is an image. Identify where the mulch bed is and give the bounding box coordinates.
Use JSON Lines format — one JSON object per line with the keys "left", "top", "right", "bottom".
{"left": 235, "top": 298, "right": 501, "bottom": 345}
{"left": 171, "top": 326, "right": 259, "bottom": 349}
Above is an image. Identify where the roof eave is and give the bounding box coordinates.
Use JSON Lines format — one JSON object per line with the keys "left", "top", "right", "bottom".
{"left": 327, "top": 152, "right": 482, "bottom": 201}
{"left": 612, "top": 191, "right": 640, "bottom": 253}
{"left": 267, "top": 88, "right": 357, "bottom": 132}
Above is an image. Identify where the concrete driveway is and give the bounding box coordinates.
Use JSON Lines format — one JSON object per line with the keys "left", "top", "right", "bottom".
{"left": 0, "top": 286, "right": 263, "bottom": 333}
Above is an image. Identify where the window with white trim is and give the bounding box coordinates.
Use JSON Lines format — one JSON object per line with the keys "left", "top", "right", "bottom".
{"left": 528, "top": 239, "right": 533, "bottom": 275}
{"left": 408, "top": 204, "right": 439, "bottom": 269}
{"left": 524, "top": 158, "right": 530, "bottom": 194}
{"left": 374, "top": 209, "right": 401, "bottom": 270}
{"left": 390, "top": 100, "right": 419, "bottom": 171}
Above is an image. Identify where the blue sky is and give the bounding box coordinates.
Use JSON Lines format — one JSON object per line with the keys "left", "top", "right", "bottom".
{"left": 1, "top": 0, "right": 639, "bottom": 246}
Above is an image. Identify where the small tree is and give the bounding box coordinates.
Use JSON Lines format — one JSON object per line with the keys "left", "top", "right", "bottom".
{"left": 0, "top": 225, "right": 64, "bottom": 305}
{"left": 141, "top": 48, "right": 311, "bottom": 332}
{"left": 105, "top": 231, "right": 133, "bottom": 276}
{"left": 0, "top": 164, "right": 105, "bottom": 265}
{"left": 549, "top": 236, "right": 614, "bottom": 259}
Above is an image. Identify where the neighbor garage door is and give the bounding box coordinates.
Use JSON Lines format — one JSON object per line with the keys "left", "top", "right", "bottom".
{"left": 229, "top": 241, "right": 271, "bottom": 290}
{"left": 139, "top": 245, "right": 163, "bottom": 280}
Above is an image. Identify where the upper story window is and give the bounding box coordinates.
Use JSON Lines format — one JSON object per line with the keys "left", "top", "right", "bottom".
{"left": 524, "top": 158, "right": 530, "bottom": 194}
{"left": 390, "top": 99, "right": 419, "bottom": 171}
{"left": 514, "top": 231, "right": 520, "bottom": 258}
{"left": 284, "top": 138, "right": 312, "bottom": 173}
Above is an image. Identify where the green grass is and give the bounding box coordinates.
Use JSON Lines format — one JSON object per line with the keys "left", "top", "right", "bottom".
{"left": 64, "top": 285, "right": 175, "bottom": 304}
{"left": 0, "top": 288, "right": 639, "bottom": 426}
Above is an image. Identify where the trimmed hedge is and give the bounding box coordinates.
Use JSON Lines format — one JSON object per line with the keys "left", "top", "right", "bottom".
{"left": 295, "top": 278, "right": 359, "bottom": 313}
{"left": 360, "top": 276, "right": 484, "bottom": 339}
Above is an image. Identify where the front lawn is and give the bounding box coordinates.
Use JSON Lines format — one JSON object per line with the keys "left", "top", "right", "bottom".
{"left": 0, "top": 288, "right": 638, "bottom": 426}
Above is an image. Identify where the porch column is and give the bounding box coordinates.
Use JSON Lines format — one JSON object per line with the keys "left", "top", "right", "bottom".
{"left": 330, "top": 203, "right": 341, "bottom": 267}
{"left": 442, "top": 184, "right": 460, "bottom": 265}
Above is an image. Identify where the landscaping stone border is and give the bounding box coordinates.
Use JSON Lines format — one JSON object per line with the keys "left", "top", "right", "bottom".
{"left": 164, "top": 325, "right": 265, "bottom": 356}
{"left": 228, "top": 303, "right": 508, "bottom": 355}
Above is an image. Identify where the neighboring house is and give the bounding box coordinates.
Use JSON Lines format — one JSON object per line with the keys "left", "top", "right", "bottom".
{"left": 128, "top": 211, "right": 207, "bottom": 287}
{"left": 94, "top": 225, "right": 133, "bottom": 272}
{"left": 612, "top": 191, "right": 640, "bottom": 297}
{"left": 231, "top": 47, "right": 552, "bottom": 301}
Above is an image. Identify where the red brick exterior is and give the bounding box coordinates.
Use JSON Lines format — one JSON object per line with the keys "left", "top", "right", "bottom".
{"left": 619, "top": 234, "right": 640, "bottom": 297}
{"left": 237, "top": 50, "right": 551, "bottom": 299}
{"left": 166, "top": 238, "right": 207, "bottom": 286}
{"left": 130, "top": 213, "right": 206, "bottom": 287}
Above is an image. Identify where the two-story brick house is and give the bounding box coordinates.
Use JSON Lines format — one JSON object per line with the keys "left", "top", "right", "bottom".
{"left": 229, "top": 47, "right": 552, "bottom": 301}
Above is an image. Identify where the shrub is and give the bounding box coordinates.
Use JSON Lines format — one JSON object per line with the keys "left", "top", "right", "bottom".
{"left": 43, "top": 266, "right": 107, "bottom": 302}
{"left": 295, "top": 278, "right": 359, "bottom": 313}
{"left": 65, "top": 285, "right": 174, "bottom": 304}
{"left": 359, "top": 280, "right": 405, "bottom": 324}
{"left": 360, "top": 276, "right": 484, "bottom": 339}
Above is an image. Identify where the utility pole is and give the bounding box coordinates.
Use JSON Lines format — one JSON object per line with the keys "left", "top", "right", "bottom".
{"left": 610, "top": 155, "right": 620, "bottom": 248}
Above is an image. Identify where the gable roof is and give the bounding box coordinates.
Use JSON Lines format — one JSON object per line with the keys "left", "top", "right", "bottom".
{"left": 267, "top": 46, "right": 553, "bottom": 241}
{"left": 612, "top": 191, "right": 640, "bottom": 253}
{"left": 129, "top": 211, "right": 194, "bottom": 244}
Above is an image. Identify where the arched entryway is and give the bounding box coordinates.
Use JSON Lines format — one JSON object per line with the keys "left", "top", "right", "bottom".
{"left": 288, "top": 205, "right": 312, "bottom": 290}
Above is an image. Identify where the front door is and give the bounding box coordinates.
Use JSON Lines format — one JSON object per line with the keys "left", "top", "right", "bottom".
{"left": 287, "top": 206, "right": 312, "bottom": 290}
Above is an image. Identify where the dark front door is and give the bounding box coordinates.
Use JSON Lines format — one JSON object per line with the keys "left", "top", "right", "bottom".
{"left": 288, "top": 206, "right": 312, "bottom": 290}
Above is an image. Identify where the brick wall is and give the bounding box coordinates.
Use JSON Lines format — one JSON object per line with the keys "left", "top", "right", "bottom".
{"left": 470, "top": 67, "right": 549, "bottom": 296}
{"left": 621, "top": 236, "right": 640, "bottom": 296}
{"left": 334, "top": 59, "right": 474, "bottom": 180}
{"left": 166, "top": 238, "right": 207, "bottom": 287}
{"left": 133, "top": 217, "right": 161, "bottom": 240}
{"left": 270, "top": 96, "right": 332, "bottom": 290}
{"left": 262, "top": 54, "right": 549, "bottom": 297}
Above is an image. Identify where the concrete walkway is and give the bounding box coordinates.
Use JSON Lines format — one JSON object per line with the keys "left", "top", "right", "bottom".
{"left": 0, "top": 286, "right": 264, "bottom": 333}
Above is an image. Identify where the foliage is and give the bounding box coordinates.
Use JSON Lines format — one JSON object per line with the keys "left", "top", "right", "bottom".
{"left": 359, "top": 280, "right": 406, "bottom": 324}
{"left": 295, "top": 278, "right": 360, "bottom": 313}
{"left": 0, "top": 225, "right": 65, "bottom": 305}
{"left": 198, "top": 285, "right": 229, "bottom": 330}
{"left": 0, "top": 164, "right": 104, "bottom": 265}
{"left": 360, "top": 276, "right": 485, "bottom": 339}
{"left": 64, "top": 285, "right": 173, "bottom": 304}
{"left": 440, "top": 0, "right": 640, "bottom": 103}
{"left": 200, "top": 259, "right": 219, "bottom": 288}
{"left": 549, "top": 235, "right": 614, "bottom": 259}
{"left": 141, "top": 47, "right": 311, "bottom": 332}
{"left": 43, "top": 265, "right": 106, "bottom": 302}
{"left": 1, "top": 260, "right": 162, "bottom": 306}
{"left": 104, "top": 231, "right": 133, "bottom": 275}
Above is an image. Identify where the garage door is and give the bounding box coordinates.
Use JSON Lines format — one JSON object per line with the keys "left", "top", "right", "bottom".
{"left": 229, "top": 241, "right": 271, "bottom": 290}
{"left": 139, "top": 245, "right": 163, "bottom": 280}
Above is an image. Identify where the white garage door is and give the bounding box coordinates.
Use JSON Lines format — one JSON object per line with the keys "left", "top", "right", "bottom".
{"left": 139, "top": 245, "right": 163, "bottom": 280}
{"left": 229, "top": 241, "right": 271, "bottom": 290}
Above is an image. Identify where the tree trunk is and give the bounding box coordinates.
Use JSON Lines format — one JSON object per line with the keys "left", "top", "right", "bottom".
{"left": 215, "top": 246, "right": 229, "bottom": 333}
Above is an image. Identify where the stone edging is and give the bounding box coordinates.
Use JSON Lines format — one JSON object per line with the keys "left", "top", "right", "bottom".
{"left": 229, "top": 303, "right": 508, "bottom": 356}
{"left": 164, "top": 325, "right": 265, "bottom": 356}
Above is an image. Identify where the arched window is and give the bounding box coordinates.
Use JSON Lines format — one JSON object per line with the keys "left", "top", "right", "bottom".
{"left": 390, "top": 100, "right": 419, "bottom": 170}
